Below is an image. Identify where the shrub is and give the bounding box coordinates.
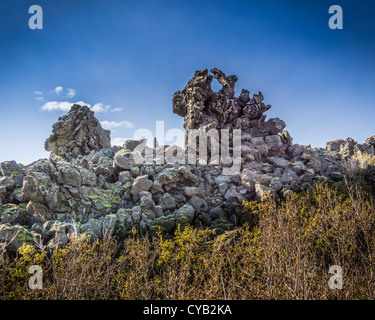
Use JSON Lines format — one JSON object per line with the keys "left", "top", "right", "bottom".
{"left": 1, "top": 182, "right": 375, "bottom": 299}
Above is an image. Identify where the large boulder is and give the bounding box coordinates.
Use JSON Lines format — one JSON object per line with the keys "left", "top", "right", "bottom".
{"left": 0, "top": 224, "right": 37, "bottom": 254}
{"left": 131, "top": 175, "right": 153, "bottom": 196}
{"left": 44, "top": 104, "right": 111, "bottom": 159}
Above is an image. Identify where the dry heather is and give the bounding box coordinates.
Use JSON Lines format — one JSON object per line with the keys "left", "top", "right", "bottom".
{"left": 1, "top": 180, "right": 375, "bottom": 300}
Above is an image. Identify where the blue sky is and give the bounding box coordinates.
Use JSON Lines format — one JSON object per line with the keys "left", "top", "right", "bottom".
{"left": 0, "top": 0, "right": 374, "bottom": 164}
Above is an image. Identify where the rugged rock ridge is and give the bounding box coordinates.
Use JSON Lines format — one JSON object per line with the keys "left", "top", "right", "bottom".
{"left": 0, "top": 68, "right": 374, "bottom": 255}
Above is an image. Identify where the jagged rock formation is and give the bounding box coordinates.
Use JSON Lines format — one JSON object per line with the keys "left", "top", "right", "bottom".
{"left": 326, "top": 137, "right": 375, "bottom": 159}
{"left": 0, "top": 69, "right": 374, "bottom": 255}
{"left": 173, "top": 68, "right": 273, "bottom": 132}
{"left": 173, "top": 68, "right": 291, "bottom": 164}
{"left": 45, "top": 104, "right": 111, "bottom": 160}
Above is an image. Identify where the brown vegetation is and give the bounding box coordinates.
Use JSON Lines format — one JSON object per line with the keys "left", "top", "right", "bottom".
{"left": 1, "top": 180, "right": 375, "bottom": 300}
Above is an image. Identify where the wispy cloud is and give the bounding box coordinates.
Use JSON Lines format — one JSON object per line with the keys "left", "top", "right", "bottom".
{"left": 101, "top": 120, "right": 134, "bottom": 130}
{"left": 35, "top": 96, "right": 45, "bottom": 102}
{"left": 34, "top": 90, "right": 45, "bottom": 101}
{"left": 53, "top": 86, "right": 64, "bottom": 95}
{"left": 37, "top": 87, "right": 124, "bottom": 114}
{"left": 37, "top": 86, "right": 77, "bottom": 100}
{"left": 66, "top": 88, "right": 76, "bottom": 98}
{"left": 41, "top": 101, "right": 122, "bottom": 114}
{"left": 110, "top": 107, "right": 123, "bottom": 113}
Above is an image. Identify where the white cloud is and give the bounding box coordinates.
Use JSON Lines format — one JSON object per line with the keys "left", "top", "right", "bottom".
{"left": 54, "top": 86, "right": 63, "bottom": 95}
{"left": 111, "top": 137, "right": 128, "bottom": 146}
{"left": 110, "top": 107, "right": 123, "bottom": 113}
{"left": 41, "top": 101, "right": 72, "bottom": 112}
{"left": 38, "top": 92, "right": 120, "bottom": 115}
{"left": 41, "top": 101, "right": 92, "bottom": 112}
{"left": 45, "top": 86, "right": 76, "bottom": 98}
{"left": 101, "top": 120, "right": 134, "bottom": 130}
{"left": 92, "top": 103, "right": 110, "bottom": 113}
{"left": 66, "top": 88, "right": 76, "bottom": 98}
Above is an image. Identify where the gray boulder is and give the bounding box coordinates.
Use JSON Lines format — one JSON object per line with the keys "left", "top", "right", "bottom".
{"left": 45, "top": 104, "right": 111, "bottom": 159}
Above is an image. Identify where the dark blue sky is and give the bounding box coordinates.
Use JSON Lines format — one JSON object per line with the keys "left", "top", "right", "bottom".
{"left": 0, "top": 0, "right": 374, "bottom": 164}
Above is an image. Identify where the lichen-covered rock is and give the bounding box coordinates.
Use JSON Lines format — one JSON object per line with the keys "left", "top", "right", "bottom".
{"left": 81, "top": 219, "right": 103, "bottom": 240}
{"left": 155, "top": 168, "right": 179, "bottom": 186}
{"left": 0, "top": 161, "right": 25, "bottom": 187}
{"left": 131, "top": 175, "right": 153, "bottom": 196}
{"left": 0, "top": 177, "right": 15, "bottom": 201}
{"left": 159, "top": 193, "right": 177, "bottom": 210}
{"left": 0, "top": 160, "right": 24, "bottom": 177}
{"left": 27, "top": 201, "right": 58, "bottom": 223}
{"left": 0, "top": 224, "right": 36, "bottom": 253}
{"left": 267, "top": 156, "right": 289, "bottom": 168}
{"left": 113, "top": 149, "right": 140, "bottom": 170}
{"left": 148, "top": 214, "right": 176, "bottom": 233}
{"left": 176, "top": 204, "right": 196, "bottom": 223}
{"left": 0, "top": 204, "right": 28, "bottom": 225}
{"left": 139, "top": 191, "right": 154, "bottom": 210}
{"left": 79, "top": 150, "right": 114, "bottom": 181}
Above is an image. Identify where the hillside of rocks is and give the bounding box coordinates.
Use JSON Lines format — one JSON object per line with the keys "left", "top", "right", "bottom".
{"left": 0, "top": 68, "right": 374, "bottom": 255}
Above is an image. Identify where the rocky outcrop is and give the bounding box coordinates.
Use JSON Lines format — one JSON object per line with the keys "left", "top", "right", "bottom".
{"left": 326, "top": 137, "right": 375, "bottom": 159}
{"left": 44, "top": 104, "right": 111, "bottom": 160}
{"left": 172, "top": 68, "right": 282, "bottom": 134}
{"left": 173, "top": 68, "right": 292, "bottom": 165}
{"left": 0, "top": 69, "right": 374, "bottom": 255}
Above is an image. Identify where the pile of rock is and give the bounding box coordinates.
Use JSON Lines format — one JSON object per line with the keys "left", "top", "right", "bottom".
{"left": 0, "top": 69, "right": 374, "bottom": 255}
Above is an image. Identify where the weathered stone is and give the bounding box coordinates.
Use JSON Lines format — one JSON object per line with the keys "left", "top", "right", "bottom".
{"left": 184, "top": 186, "right": 201, "bottom": 197}
{"left": 209, "top": 206, "right": 225, "bottom": 220}
{"left": 27, "top": 202, "right": 58, "bottom": 223}
{"left": 150, "top": 215, "right": 176, "bottom": 233}
{"left": 131, "top": 206, "right": 142, "bottom": 222}
{"left": 113, "top": 149, "right": 140, "bottom": 170}
{"left": 123, "top": 139, "right": 147, "bottom": 151}
{"left": 103, "top": 214, "right": 118, "bottom": 235}
{"left": 155, "top": 168, "right": 179, "bottom": 186}
{"left": 267, "top": 156, "right": 289, "bottom": 168}
{"left": 81, "top": 219, "right": 103, "bottom": 239}
{"left": 0, "top": 204, "right": 28, "bottom": 225}
{"left": 119, "top": 171, "right": 133, "bottom": 184}
{"left": 0, "top": 224, "right": 36, "bottom": 253}
{"left": 0, "top": 177, "right": 15, "bottom": 200}
{"left": 45, "top": 104, "right": 111, "bottom": 159}
{"left": 139, "top": 191, "right": 154, "bottom": 210}
{"left": 177, "top": 204, "right": 196, "bottom": 223}
{"left": 326, "top": 139, "right": 345, "bottom": 153}
{"left": 172, "top": 68, "right": 271, "bottom": 142}
{"left": 159, "top": 193, "right": 176, "bottom": 210}
{"left": 131, "top": 175, "right": 153, "bottom": 195}
{"left": 189, "top": 196, "right": 205, "bottom": 210}
{"left": 329, "top": 171, "right": 344, "bottom": 181}
{"left": 224, "top": 187, "right": 244, "bottom": 202}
